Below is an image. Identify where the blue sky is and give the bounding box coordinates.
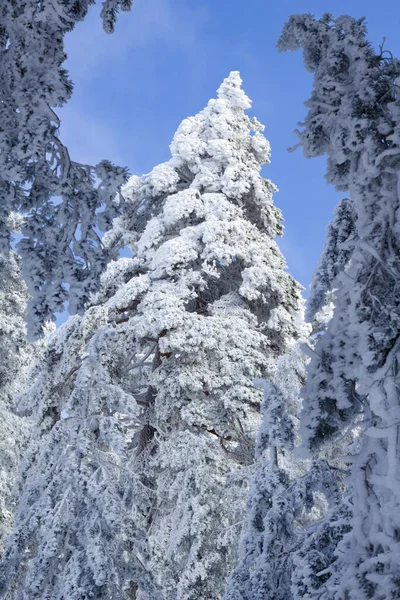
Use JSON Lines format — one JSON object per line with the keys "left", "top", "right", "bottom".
{"left": 59, "top": 0, "right": 400, "bottom": 292}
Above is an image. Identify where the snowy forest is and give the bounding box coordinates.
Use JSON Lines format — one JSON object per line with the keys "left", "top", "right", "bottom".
{"left": 0, "top": 2, "right": 400, "bottom": 599}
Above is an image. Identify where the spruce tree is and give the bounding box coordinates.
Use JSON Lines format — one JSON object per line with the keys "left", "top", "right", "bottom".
{"left": 0, "top": 1, "right": 132, "bottom": 338}
{"left": 279, "top": 14, "right": 400, "bottom": 599}
{"left": 0, "top": 72, "right": 304, "bottom": 600}
{"left": 282, "top": 199, "right": 358, "bottom": 600}
{"left": 224, "top": 330, "right": 344, "bottom": 600}
{"left": 108, "top": 71, "right": 304, "bottom": 600}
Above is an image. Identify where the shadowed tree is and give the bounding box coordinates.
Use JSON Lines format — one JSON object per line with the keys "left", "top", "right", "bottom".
{"left": 279, "top": 13, "right": 400, "bottom": 599}
{"left": 0, "top": 1, "right": 133, "bottom": 338}
{"left": 0, "top": 249, "right": 32, "bottom": 557}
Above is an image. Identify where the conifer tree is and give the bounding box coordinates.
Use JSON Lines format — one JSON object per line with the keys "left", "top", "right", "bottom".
{"left": 224, "top": 195, "right": 358, "bottom": 599}
{"left": 306, "top": 197, "right": 357, "bottom": 324}
{"left": 279, "top": 14, "right": 400, "bottom": 598}
{"left": 223, "top": 341, "right": 309, "bottom": 600}
{"left": 108, "top": 71, "right": 304, "bottom": 600}
{"left": 0, "top": 1, "right": 132, "bottom": 338}
{"left": 301, "top": 197, "right": 358, "bottom": 453}
{"left": 0, "top": 72, "right": 304, "bottom": 600}
{"left": 0, "top": 307, "right": 161, "bottom": 600}
{"left": 280, "top": 199, "right": 358, "bottom": 600}
{"left": 223, "top": 327, "right": 344, "bottom": 600}
{"left": 0, "top": 249, "right": 31, "bottom": 557}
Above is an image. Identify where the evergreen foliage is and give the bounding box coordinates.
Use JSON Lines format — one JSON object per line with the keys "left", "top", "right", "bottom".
{"left": 224, "top": 342, "right": 308, "bottom": 600}
{"left": 105, "top": 71, "right": 304, "bottom": 599}
{"left": 0, "top": 1, "right": 132, "bottom": 339}
{"left": 5, "top": 7, "right": 400, "bottom": 599}
{"left": 0, "top": 309, "right": 161, "bottom": 599}
{"left": 224, "top": 333, "right": 343, "bottom": 600}
{"left": 279, "top": 13, "right": 400, "bottom": 598}
{"left": 0, "top": 72, "right": 304, "bottom": 600}
{"left": 306, "top": 197, "right": 357, "bottom": 324}
{"left": 301, "top": 197, "right": 358, "bottom": 454}
{"left": 0, "top": 250, "right": 31, "bottom": 557}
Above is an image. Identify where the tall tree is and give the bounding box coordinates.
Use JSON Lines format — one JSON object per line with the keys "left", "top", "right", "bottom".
{"left": 279, "top": 14, "right": 400, "bottom": 599}
{"left": 301, "top": 197, "right": 359, "bottom": 453}
{"left": 223, "top": 340, "right": 308, "bottom": 600}
{"left": 0, "top": 71, "right": 304, "bottom": 600}
{"left": 289, "top": 202, "right": 357, "bottom": 600}
{"left": 0, "top": 1, "right": 132, "bottom": 339}
{"left": 0, "top": 307, "right": 161, "bottom": 600}
{"left": 0, "top": 248, "right": 32, "bottom": 557}
{"left": 223, "top": 329, "right": 345, "bottom": 600}
{"left": 108, "top": 71, "right": 304, "bottom": 600}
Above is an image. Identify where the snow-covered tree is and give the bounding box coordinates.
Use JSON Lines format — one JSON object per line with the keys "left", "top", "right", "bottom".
{"left": 0, "top": 1, "right": 132, "bottom": 338}
{"left": 290, "top": 495, "right": 352, "bottom": 600}
{"left": 279, "top": 14, "right": 400, "bottom": 598}
{"left": 232, "top": 199, "right": 358, "bottom": 600}
{"left": 306, "top": 197, "right": 357, "bottom": 324}
{"left": 0, "top": 71, "right": 304, "bottom": 600}
{"left": 107, "top": 71, "right": 304, "bottom": 600}
{"left": 224, "top": 194, "right": 358, "bottom": 600}
{"left": 0, "top": 308, "right": 161, "bottom": 600}
{"left": 301, "top": 197, "right": 359, "bottom": 453}
{"left": 223, "top": 336, "right": 350, "bottom": 600}
{"left": 0, "top": 249, "right": 31, "bottom": 556}
{"left": 223, "top": 338, "right": 306, "bottom": 600}
{"left": 223, "top": 328, "right": 342, "bottom": 600}
{"left": 287, "top": 199, "right": 358, "bottom": 600}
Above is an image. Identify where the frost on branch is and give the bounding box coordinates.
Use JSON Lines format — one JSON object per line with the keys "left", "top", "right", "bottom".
{"left": 300, "top": 196, "right": 359, "bottom": 455}
{"left": 224, "top": 337, "right": 349, "bottom": 600}
{"left": 0, "top": 1, "right": 132, "bottom": 339}
{"left": 279, "top": 13, "right": 400, "bottom": 598}
{"left": 0, "top": 252, "right": 32, "bottom": 557}
{"left": 100, "top": 0, "right": 134, "bottom": 34}
{"left": 0, "top": 307, "right": 161, "bottom": 599}
{"left": 223, "top": 336, "right": 330, "bottom": 600}
{"left": 306, "top": 197, "right": 357, "bottom": 324}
